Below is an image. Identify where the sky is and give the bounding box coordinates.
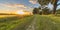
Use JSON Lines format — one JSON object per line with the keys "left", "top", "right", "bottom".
{"left": 0, "top": 0, "right": 40, "bottom": 13}
{"left": 0, "top": 0, "right": 60, "bottom": 13}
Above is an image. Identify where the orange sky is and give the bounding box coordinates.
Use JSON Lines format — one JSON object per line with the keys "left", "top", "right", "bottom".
{"left": 0, "top": 4, "right": 28, "bottom": 14}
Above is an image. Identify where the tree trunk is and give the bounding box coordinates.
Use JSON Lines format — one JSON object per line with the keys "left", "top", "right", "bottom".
{"left": 52, "top": 0, "right": 58, "bottom": 15}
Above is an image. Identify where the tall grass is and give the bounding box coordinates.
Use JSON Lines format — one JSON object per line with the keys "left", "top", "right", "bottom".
{"left": 0, "top": 15, "right": 34, "bottom": 30}
{"left": 34, "top": 15, "right": 60, "bottom": 30}
{"left": 0, "top": 15, "right": 60, "bottom": 30}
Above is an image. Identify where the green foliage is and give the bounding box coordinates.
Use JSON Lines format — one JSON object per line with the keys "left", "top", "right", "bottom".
{"left": 38, "top": 0, "right": 58, "bottom": 5}
{"left": 38, "top": 0, "right": 59, "bottom": 15}
{"left": 33, "top": 8, "right": 39, "bottom": 14}
{"left": 38, "top": 0, "right": 51, "bottom": 5}
{"left": 56, "top": 9, "right": 60, "bottom": 14}
{"left": 42, "top": 7, "right": 50, "bottom": 15}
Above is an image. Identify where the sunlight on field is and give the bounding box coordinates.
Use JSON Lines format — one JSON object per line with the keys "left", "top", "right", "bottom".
{"left": 0, "top": 15, "right": 16, "bottom": 18}
{"left": 0, "top": 15, "right": 34, "bottom": 30}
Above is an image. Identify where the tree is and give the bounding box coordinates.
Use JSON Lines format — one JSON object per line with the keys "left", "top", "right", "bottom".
{"left": 38, "top": 0, "right": 50, "bottom": 15}
{"left": 42, "top": 7, "right": 49, "bottom": 15}
{"left": 38, "top": 0, "right": 50, "bottom": 5}
{"left": 33, "top": 8, "right": 39, "bottom": 14}
{"left": 52, "top": 0, "right": 58, "bottom": 15}
{"left": 56, "top": 9, "right": 60, "bottom": 14}
{"left": 38, "top": 0, "right": 59, "bottom": 15}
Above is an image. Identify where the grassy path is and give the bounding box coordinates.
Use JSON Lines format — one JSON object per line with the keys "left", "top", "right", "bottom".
{"left": 13, "top": 16, "right": 35, "bottom": 30}
{"left": 0, "top": 15, "right": 60, "bottom": 30}
{"left": 26, "top": 15, "right": 37, "bottom": 30}
{"left": 12, "top": 15, "right": 60, "bottom": 30}
{"left": 26, "top": 15, "right": 60, "bottom": 30}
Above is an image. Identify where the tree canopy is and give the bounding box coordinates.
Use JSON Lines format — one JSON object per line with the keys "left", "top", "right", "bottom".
{"left": 38, "top": 0, "right": 60, "bottom": 15}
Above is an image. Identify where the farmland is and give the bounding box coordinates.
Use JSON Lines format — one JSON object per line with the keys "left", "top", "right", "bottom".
{"left": 0, "top": 15, "right": 60, "bottom": 30}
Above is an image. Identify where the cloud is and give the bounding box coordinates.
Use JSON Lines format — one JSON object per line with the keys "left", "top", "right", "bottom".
{"left": 14, "top": 4, "right": 27, "bottom": 8}
{"left": 0, "top": 4, "right": 27, "bottom": 11}
{"left": 0, "top": 3, "right": 27, "bottom": 8}
{"left": 29, "top": 0, "right": 37, "bottom": 4}
{"left": 0, "top": 3, "right": 28, "bottom": 13}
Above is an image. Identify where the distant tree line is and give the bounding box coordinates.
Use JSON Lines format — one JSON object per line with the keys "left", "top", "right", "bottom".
{"left": 33, "top": 7, "right": 60, "bottom": 15}
{"left": 33, "top": 7, "right": 52, "bottom": 15}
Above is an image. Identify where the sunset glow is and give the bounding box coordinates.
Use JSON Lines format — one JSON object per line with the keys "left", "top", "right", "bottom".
{"left": 16, "top": 10, "right": 24, "bottom": 14}
{"left": 15, "top": 10, "right": 33, "bottom": 15}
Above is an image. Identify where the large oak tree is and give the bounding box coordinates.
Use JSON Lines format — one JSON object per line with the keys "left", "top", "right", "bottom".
{"left": 38, "top": 0, "right": 59, "bottom": 15}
